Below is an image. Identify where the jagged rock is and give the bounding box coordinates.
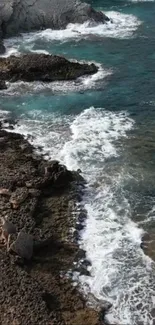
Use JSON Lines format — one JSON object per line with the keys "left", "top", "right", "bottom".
{"left": 44, "top": 161, "right": 74, "bottom": 188}
{"left": 0, "top": 53, "right": 98, "bottom": 83}
{"left": 9, "top": 231, "right": 33, "bottom": 259}
{"left": 0, "top": 40, "right": 5, "bottom": 54}
{"left": 10, "top": 187, "right": 29, "bottom": 209}
{"left": 0, "top": 80, "right": 7, "bottom": 90}
{"left": 0, "top": 0, "right": 109, "bottom": 37}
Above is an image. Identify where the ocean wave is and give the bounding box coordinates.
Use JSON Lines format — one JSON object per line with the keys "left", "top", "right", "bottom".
{"left": 0, "top": 62, "right": 111, "bottom": 96}
{"left": 2, "top": 11, "right": 142, "bottom": 59}
{"left": 2, "top": 106, "right": 155, "bottom": 324}
{"left": 59, "top": 107, "right": 155, "bottom": 325}
{"left": 24, "top": 11, "right": 141, "bottom": 41}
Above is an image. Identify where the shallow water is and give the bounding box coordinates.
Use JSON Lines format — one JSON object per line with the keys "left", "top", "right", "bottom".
{"left": 1, "top": 0, "right": 155, "bottom": 324}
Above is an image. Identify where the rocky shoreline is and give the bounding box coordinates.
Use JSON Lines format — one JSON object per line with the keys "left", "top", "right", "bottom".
{"left": 0, "top": 0, "right": 109, "bottom": 39}
{"left": 0, "top": 53, "right": 98, "bottom": 88}
{"left": 0, "top": 0, "right": 109, "bottom": 54}
{"left": 0, "top": 123, "right": 108, "bottom": 325}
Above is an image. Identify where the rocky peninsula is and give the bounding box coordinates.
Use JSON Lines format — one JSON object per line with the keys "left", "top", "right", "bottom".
{"left": 0, "top": 122, "right": 109, "bottom": 325}
{"left": 0, "top": 53, "right": 98, "bottom": 87}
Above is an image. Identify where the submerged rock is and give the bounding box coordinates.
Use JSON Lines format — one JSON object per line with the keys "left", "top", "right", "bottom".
{"left": 0, "top": 53, "right": 98, "bottom": 83}
{"left": 0, "top": 0, "right": 109, "bottom": 37}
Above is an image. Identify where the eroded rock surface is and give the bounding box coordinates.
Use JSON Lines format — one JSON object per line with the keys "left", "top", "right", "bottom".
{"left": 0, "top": 127, "right": 106, "bottom": 325}
{"left": 0, "top": 53, "right": 98, "bottom": 83}
{"left": 0, "top": 0, "right": 109, "bottom": 37}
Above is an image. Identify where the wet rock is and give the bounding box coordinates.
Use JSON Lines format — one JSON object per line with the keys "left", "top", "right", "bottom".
{"left": 141, "top": 232, "right": 155, "bottom": 261}
{"left": 0, "top": 80, "right": 7, "bottom": 90}
{"left": 0, "top": 0, "right": 109, "bottom": 37}
{"left": 0, "top": 40, "right": 5, "bottom": 54}
{"left": 0, "top": 53, "right": 98, "bottom": 83}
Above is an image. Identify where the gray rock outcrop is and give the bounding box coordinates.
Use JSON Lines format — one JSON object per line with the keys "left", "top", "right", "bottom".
{"left": 0, "top": 0, "right": 109, "bottom": 37}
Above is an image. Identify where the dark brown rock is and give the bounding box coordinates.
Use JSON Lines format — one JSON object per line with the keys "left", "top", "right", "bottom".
{"left": 0, "top": 129, "right": 105, "bottom": 325}
{"left": 0, "top": 53, "right": 98, "bottom": 83}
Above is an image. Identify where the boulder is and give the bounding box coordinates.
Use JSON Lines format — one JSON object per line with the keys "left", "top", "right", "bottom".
{"left": 0, "top": 0, "right": 109, "bottom": 37}
{"left": 0, "top": 53, "right": 98, "bottom": 82}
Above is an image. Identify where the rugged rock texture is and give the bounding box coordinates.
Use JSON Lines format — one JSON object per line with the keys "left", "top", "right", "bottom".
{"left": 0, "top": 125, "right": 107, "bottom": 325}
{"left": 0, "top": 80, "right": 7, "bottom": 90}
{"left": 0, "top": 40, "right": 5, "bottom": 54}
{"left": 0, "top": 0, "right": 109, "bottom": 37}
{"left": 0, "top": 53, "right": 98, "bottom": 83}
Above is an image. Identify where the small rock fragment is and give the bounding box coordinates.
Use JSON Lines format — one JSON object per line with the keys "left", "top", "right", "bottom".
{"left": 9, "top": 231, "right": 33, "bottom": 260}
{"left": 10, "top": 199, "right": 19, "bottom": 209}
{"left": 0, "top": 188, "right": 11, "bottom": 196}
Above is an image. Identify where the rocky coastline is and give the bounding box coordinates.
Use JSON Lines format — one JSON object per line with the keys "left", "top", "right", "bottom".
{"left": 0, "top": 0, "right": 109, "bottom": 54}
{"left": 0, "top": 53, "right": 98, "bottom": 88}
{"left": 0, "top": 1, "right": 111, "bottom": 323}
{"left": 0, "top": 122, "right": 108, "bottom": 325}
{"left": 0, "top": 0, "right": 109, "bottom": 38}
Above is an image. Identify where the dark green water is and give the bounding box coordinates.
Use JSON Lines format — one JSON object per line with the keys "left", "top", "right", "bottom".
{"left": 1, "top": 1, "right": 155, "bottom": 324}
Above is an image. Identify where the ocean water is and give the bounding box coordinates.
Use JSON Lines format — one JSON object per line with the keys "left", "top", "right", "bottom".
{"left": 1, "top": 0, "right": 155, "bottom": 324}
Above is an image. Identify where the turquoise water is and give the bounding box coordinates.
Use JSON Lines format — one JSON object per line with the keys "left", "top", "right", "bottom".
{"left": 1, "top": 1, "right": 155, "bottom": 324}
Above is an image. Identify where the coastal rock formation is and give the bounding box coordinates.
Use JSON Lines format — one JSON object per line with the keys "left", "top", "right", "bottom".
{"left": 0, "top": 0, "right": 109, "bottom": 37}
{"left": 0, "top": 53, "right": 98, "bottom": 83}
{"left": 0, "top": 126, "right": 108, "bottom": 325}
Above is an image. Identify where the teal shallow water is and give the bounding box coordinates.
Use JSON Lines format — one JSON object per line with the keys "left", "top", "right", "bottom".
{"left": 1, "top": 1, "right": 155, "bottom": 324}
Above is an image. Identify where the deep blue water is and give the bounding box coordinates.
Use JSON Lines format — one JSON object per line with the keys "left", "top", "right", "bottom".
{"left": 1, "top": 1, "right": 155, "bottom": 324}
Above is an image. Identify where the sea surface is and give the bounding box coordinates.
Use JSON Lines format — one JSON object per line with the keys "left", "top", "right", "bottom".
{"left": 1, "top": 0, "right": 155, "bottom": 324}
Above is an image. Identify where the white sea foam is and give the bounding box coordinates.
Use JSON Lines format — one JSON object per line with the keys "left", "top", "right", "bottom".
{"left": 3, "top": 10, "right": 141, "bottom": 59}
{"left": 22, "top": 11, "right": 141, "bottom": 41}
{"left": 130, "top": 0, "right": 154, "bottom": 2}
{"left": 0, "top": 62, "right": 111, "bottom": 96}
{"left": 58, "top": 107, "right": 155, "bottom": 325}
{"left": 3, "top": 106, "right": 155, "bottom": 324}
